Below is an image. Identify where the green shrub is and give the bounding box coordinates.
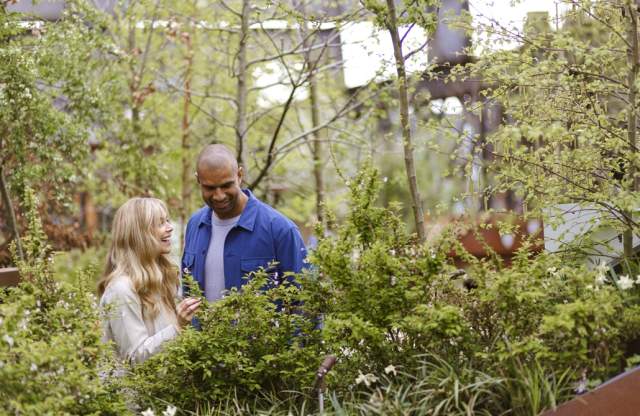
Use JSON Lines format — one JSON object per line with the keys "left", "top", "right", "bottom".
{"left": 306, "top": 165, "right": 640, "bottom": 412}
{"left": 124, "top": 272, "right": 325, "bottom": 411}
{"left": 123, "top": 165, "right": 640, "bottom": 415}
{"left": 0, "top": 190, "right": 127, "bottom": 415}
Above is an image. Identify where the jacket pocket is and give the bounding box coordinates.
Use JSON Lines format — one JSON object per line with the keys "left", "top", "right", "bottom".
{"left": 240, "top": 257, "right": 277, "bottom": 278}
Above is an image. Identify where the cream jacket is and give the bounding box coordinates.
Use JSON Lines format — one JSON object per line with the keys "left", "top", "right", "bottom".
{"left": 100, "top": 276, "right": 179, "bottom": 364}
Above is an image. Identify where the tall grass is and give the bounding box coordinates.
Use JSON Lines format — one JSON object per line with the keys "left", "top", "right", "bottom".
{"left": 171, "top": 353, "right": 574, "bottom": 416}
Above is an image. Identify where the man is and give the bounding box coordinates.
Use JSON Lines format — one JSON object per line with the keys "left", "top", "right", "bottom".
{"left": 181, "top": 144, "right": 307, "bottom": 301}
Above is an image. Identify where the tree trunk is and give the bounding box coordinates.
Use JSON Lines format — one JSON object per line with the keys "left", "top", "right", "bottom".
{"left": 624, "top": 2, "right": 638, "bottom": 260}
{"left": 0, "top": 164, "right": 24, "bottom": 262}
{"left": 385, "top": 0, "right": 427, "bottom": 243}
{"left": 309, "top": 72, "right": 325, "bottom": 226}
{"left": 180, "top": 31, "right": 193, "bottom": 253}
{"left": 235, "top": 0, "right": 250, "bottom": 180}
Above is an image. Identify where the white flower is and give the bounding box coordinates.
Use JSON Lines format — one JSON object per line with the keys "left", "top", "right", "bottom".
{"left": 384, "top": 364, "right": 397, "bottom": 376}
{"left": 30, "top": 363, "right": 37, "bottom": 372}
{"left": 618, "top": 275, "right": 634, "bottom": 290}
{"left": 340, "top": 346, "right": 355, "bottom": 357}
{"left": 162, "top": 406, "right": 177, "bottom": 416}
{"left": 595, "top": 262, "right": 608, "bottom": 274}
{"left": 595, "top": 273, "right": 607, "bottom": 286}
{"left": 355, "top": 371, "right": 379, "bottom": 387}
{"left": 635, "top": 275, "right": 640, "bottom": 285}
{"left": 3, "top": 334, "right": 14, "bottom": 347}
{"left": 547, "top": 267, "right": 559, "bottom": 277}
{"left": 141, "top": 409, "right": 156, "bottom": 416}
{"left": 595, "top": 263, "right": 609, "bottom": 285}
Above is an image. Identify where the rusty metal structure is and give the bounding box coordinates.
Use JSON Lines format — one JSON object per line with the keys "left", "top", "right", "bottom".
{"left": 542, "top": 366, "right": 640, "bottom": 416}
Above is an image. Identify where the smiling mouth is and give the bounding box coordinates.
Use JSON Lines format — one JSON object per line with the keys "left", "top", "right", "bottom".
{"left": 161, "top": 236, "right": 171, "bottom": 243}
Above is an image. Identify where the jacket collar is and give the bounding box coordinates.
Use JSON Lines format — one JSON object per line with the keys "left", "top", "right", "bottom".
{"left": 197, "top": 189, "right": 257, "bottom": 231}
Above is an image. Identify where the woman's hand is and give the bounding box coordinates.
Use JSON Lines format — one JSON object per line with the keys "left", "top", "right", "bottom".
{"left": 176, "top": 297, "right": 202, "bottom": 329}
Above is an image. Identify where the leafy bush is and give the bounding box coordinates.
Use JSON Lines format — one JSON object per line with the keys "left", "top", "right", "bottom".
{"left": 124, "top": 272, "right": 325, "bottom": 411}
{"left": 8, "top": 168, "right": 640, "bottom": 415}
{"left": 0, "top": 191, "right": 127, "bottom": 415}
{"left": 307, "top": 166, "right": 640, "bottom": 413}
{"left": 124, "top": 165, "right": 640, "bottom": 415}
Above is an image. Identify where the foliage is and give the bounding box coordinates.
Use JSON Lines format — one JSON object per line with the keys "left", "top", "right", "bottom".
{"left": 466, "top": 0, "right": 640, "bottom": 254}
{"left": 123, "top": 271, "right": 325, "bottom": 411}
{"left": 308, "top": 166, "right": 640, "bottom": 413}
{"left": 119, "top": 166, "right": 640, "bottom": 415}
{"left": 0, "top": 190, "right": 127, "bottom": 415}
{"left": 0, "top": 1, "right": 111, "bottom": 208}
{"left": 52, "top": 245, "right": 109, "bottom": 288}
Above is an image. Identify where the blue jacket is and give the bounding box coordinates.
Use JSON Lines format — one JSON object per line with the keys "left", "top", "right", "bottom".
{"left": 181, "top": 189, "right": 307, "bottom": 293}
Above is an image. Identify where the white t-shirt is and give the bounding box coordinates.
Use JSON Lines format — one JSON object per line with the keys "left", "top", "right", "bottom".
{"left": 204, "top": 212, "right": 240, "bottom": 301}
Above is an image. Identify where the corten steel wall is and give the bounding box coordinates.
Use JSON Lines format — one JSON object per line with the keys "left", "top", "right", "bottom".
{"left": 0, "top": 268, "right": 19, "bottom": 287}
{"left": 542, "top": 366, "right": 640, "bottom": 416}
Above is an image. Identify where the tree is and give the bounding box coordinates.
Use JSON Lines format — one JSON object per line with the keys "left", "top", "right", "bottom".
{"left": 0, "top": 2, "right": 108, "bottom": 263}
{"left": 461, "top": 1, "right": 640, "bottom": 262}
{"left": 362, "top": 0, "right": 444, "bottom": 242}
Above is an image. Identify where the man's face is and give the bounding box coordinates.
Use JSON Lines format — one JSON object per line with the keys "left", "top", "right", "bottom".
{"left": 197, "top": 164, "right": 244, "bottom": 219}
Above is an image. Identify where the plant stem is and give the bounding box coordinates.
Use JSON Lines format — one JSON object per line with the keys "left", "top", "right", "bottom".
{"left": 181, "top": 30, "right": 193, "bottom": 253}
{"left": 624, "top": 2, "right": 638, "bottom": 260}
{"left": 235, "top": 0, "right": 250, "bottom": 179}
{"left": 385, "top": 0, "right": 426, "bottom": 243}
{"left": 0, "top": 164, "right": 24, "bottom": 262}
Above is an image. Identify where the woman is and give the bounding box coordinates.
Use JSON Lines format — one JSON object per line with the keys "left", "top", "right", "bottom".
{"left": 98, "top": 197, "right": 201, "bottom": 364}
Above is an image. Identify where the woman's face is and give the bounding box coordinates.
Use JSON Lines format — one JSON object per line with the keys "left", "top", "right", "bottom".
{"left": 155, "top": 212, "right": 174, "bottom": 255}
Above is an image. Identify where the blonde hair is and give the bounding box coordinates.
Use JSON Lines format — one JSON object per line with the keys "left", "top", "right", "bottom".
{"left": 98, "top": 197, "right": 179, "bottom": 321}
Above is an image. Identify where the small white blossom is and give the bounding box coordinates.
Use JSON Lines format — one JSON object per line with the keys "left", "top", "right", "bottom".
{"left": 547, "top": 267, "right": 559, "bottom": 277}
{"left": 618, "top": 275, "right": 634, "bottom": 290}
{"left": 355, "top": 371, "right": 378, "bottom": 387}
{"left": 595, "top": 262, "right": 608, "bottom": 274}
{"left": 595, "top": 273, "right": 607, "bottom": 286}
{"left": 30, "top": 363, "right": 38, "bottom": 372}
{"left": 384, "top": 364, "right": 397, "bottom": 376}
{"left": 141, "top": 409, "right": 156, "bottom": 416}
{"left": 383, "top": 176, "right": 388, "bottom": 183}
{"left": 3, "top": 334, "right": 14, "bottom": 347}
{"left": 162, "top": 405, "right": 177, "bottom": 416}
{"left": 340, "top": 346, "right": 355, "bottom": 357}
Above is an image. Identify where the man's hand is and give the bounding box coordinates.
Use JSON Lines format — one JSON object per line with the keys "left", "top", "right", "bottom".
{"left": 176, "top": 297, "right": 202, "bottom": 329}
